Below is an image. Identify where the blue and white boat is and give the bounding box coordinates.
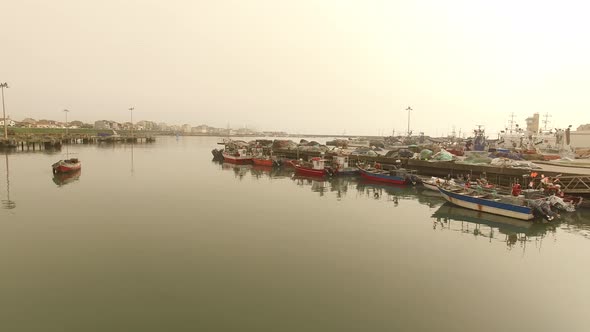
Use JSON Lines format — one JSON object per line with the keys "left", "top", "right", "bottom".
{"left": 437, "top": 185, "right": 535, "bottom": 220}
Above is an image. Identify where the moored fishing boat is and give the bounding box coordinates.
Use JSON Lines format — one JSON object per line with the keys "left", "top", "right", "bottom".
{"left": 422, "top": 177, "right": 442, "bottom": 191}
{"left": 294, "top": 157, "right": 329, "bottom": 177}
{"left": 52, "top": 158, "right": 81, "bottom": 174}
{"left": 358, "top": 166, "right": 418, "bottom": 185}
{"left": 222, "top": 149, "right": 253, "bottom": 164}
{"left": 437, "top": 185, "right": 538, "bottom": 220}
{"left": 331, "top": 155, "right": 359, "bottom": 176}
{"left": 252, "top": 156, "right": 280, "bottom": 167}
{"left": 252, "top": 157, "right": 273, "bottom": 167}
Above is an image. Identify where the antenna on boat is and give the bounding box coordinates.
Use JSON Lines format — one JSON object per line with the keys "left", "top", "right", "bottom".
{"left": 542, "top": 113, "right": 551, "bottom": 131}
{"left": 405, "top": 106, "right": 412, "bottom": 137}
{"left": 508, "top": 112, "right": 516, "bottom": 133}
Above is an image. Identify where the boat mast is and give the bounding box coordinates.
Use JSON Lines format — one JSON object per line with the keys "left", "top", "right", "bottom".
{"left": 542, "top": 113, "right": 551, "bottom": 131}
{"left": 63, "top": 109, "right": 70, "bottom": 159}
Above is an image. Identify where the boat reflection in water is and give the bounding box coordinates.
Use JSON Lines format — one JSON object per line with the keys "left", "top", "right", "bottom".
{"left": 250, "top": 165, "right": 292, "bottom": 180}
{"left": 52, "top": 169, "right": 82, "bottom": 187}
{"left": 356, "top": 180, "right": 445, "bottom": 208}
{"left": 221, "top": 162, "right": 251, "bottom": 180}
{"left": 432, "top": 202, "right": 555, "bottom": 249}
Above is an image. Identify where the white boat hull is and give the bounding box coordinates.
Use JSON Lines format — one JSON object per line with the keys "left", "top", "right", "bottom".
{"left": 438, "top": 187, "right": 535, "bottom": 221}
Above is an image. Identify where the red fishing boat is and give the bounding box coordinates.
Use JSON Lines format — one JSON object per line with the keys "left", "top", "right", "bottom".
{"left": 222, "top": 149, "right": 253, "bottom": 164}
{"left": 52, "top": 158, "right": 82, "bottom": 174}
{"left": 252, "top": 157, "right": 275, "bottom": 167}
{"left": 281, "top": 159, "right": 297, "bottom": 168}
{"left": 294, "top": 157, "right": 329, "bottom": 177}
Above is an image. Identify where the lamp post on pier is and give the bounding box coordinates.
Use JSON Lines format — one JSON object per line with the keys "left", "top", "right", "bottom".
{"left": 63, "top": 109, "right": 70, "bottom": 137}
{"left": 1, "top": 82, "right": 9, "bottom": 140}
{"left": 406, "top": 106, "right": 412, "bottom": 136}
{"left": 129, "top": 107, "right": 134, "bottom": 138}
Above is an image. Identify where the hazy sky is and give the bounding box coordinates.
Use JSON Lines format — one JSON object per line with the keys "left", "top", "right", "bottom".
{"left": 2, "top": 0, "right": 589, "bottom": 135}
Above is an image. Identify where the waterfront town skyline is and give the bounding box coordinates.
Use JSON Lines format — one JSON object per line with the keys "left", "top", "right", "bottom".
{"left": 3, "top": 1, "right": 590, "bottom": 137}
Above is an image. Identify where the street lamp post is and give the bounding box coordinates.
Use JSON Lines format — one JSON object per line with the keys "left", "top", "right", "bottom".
{"left": 129, "top": 107, "right": 134, "bottom": 138}
{"left": 1, "top": 82, "right": 9, "bottom": 140}
{"left": 63, "top": 109, "right": 70, "bottom": 137}
{"left": 406, "top": 106, "right": 412, "bottom": 136}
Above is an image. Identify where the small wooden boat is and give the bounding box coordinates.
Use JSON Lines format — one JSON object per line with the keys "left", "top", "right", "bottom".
{"left": 421, "top": 177, "right": 442, "bottom": 191}
{"left": 358, "top": 167, "right": 417, "bottom": 185}
{"left": 52, "top": 158, "right": 81, "bottom": 174}
{"left": 294, "top": 157, "right": 329, "bottom": 177}
{"left": 438, "top": 185, "right": 536, "bottom": 220}
{"left": 53, "top": 169, "right": 81, "bottom": 186}
{"left": 421, "top": 177, "right": 460, "bottom": 192}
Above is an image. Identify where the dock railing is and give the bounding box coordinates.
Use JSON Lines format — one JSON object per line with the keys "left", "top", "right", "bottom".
{"left": 553, "top": 175, "right": 590, "bottom": 194}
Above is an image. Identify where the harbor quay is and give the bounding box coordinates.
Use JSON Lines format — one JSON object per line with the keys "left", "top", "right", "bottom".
{"left": 0, "top": 133, "right": 155, "bottom": 151}
{"left": 271, "top": 148, "right": 590, "bottom": 196}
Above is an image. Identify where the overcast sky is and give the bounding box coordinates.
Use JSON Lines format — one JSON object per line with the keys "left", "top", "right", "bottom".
{"left": 2, "top": 0, "right": 589, "bottom": 136}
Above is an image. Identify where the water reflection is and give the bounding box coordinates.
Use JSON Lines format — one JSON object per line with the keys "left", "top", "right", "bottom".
{"left": 432, "top": 202, "right": 556, "bottom": 249}
{"left": 131, "top": 142, "right": 134, "bottom": 173}
{"left": 292, "top": 175, "right": 330, "bottom": 196}
{"left": 250, "top": 165, "right": 292, "bottom": 179}
{"left": 52, "top": 169, "right": 82, "bottom": 187}
{"left": 216, "top": 162, "right": 590, "bottom": 243}
{"left": 221, "top": 162, "right": 251, "bottom": 180}
{"left": 355, "top": 180, "right": 445, "bottom": 208}
{"left": 2, "top": 153, "right": 15, "bottom": 209}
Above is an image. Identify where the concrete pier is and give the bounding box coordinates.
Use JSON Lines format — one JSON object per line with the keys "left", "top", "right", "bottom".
{"left": 272, "top": 148, "right": 590, "bottom": 195}
{"left": 0, "top": 134, "right": 155, "bottom": 152}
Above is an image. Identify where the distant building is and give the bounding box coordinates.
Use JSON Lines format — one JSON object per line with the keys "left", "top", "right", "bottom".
{"left": 94, "top": 120, "right": 120, "bottom": 130}
{"left": 158, "top": 122, "right": 169, "bottom": 131}
{"left": 263, "top": 131, "right": 288, "bottom": 137}
{"left": 192, "top": 125, "right": 210, "bottom": 134}
{"left": 525, "top": 113, "right": 540, "bottom": 133}
{"left": 20, "top": 118, "right": 37, "bottom": 127}
{"left": 0, "top": 118, "right": 16, "bottom": 127}
{"left": 94, "top": 120, "right": 110, "bottom": 130}
{"left": 36, "top": 119, "right": 60, "bottom": 128}
{"left": 181, "top": 124, "right": 192, "bottom": 133}
{"left": 69, "top": 120, "right": 85, "bottom": 128}
{"left": 236, "top": 127, "right": 257, "bottom": 135}
{"left": 136, "top": 120, "right": 158, "bottom": 131}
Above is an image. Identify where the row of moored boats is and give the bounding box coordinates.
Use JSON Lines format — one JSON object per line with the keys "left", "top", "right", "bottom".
{"left": 213, "top": 141, "right": 583, "bottom": 223}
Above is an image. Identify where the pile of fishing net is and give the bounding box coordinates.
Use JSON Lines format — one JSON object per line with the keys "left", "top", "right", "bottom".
{"left": 489, "top": 158, "right": 541, "bottom": 169}
{"left": 272, "top": 140, "right": 298, "bottom": 150}
{"left": 430, "top": 149, "right": 454, "bottom": 161}
{"left": 460, "top": 151, "right": 492, "bottom": 164}
{"left": 351, "top": 147, "right": 378, "bottom": 156}
{"left": 419, "top": 149, "right": 433, "bottom": 160}
{"left": 488, "top": 151, "right": 523, "bottom": 160}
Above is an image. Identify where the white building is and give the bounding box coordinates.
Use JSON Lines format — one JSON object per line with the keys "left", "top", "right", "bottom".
{"left": 0, "top": 118, "right": 16, "bottom": 127}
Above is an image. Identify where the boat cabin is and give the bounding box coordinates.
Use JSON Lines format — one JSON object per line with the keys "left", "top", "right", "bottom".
{"left": 311, "top": 157, "right": 326, "bottom": 170}
{"left": 333, "top": 155, "right": 350, "bottom": 170}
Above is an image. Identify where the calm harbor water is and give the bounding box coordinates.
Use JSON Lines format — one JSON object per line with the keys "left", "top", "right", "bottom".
{"left": 1, "top": 136, "right": 590, "bottom": 331}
